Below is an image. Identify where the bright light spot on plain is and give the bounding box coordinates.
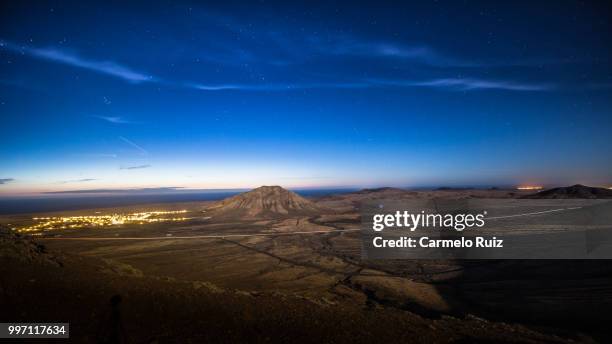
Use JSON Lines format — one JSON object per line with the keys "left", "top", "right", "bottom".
{"left": 17, "top": 210, "right": 190, "bottom": 233}
{"left": 516, "top": 186, "right": 543, "bottom": 190}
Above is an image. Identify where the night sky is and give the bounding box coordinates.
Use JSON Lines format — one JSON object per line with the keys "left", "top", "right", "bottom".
{"left": 1, "top": 0, "right": 611, "bottom": 195}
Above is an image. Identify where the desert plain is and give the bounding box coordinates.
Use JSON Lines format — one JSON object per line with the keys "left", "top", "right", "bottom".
{"left": 1, "top": 185, "right": 612, "bottom": 343}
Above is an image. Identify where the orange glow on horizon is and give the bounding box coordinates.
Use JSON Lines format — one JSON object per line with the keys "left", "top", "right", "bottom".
{"left": 516, "top": 186, "right": 544, "bottom": 191}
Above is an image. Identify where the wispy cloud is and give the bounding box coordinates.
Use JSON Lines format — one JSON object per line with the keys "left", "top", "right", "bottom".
{"left": 194, "top": 11, "right": 471, "bottom": 67}
{"left": 188, "top": 81, "right": 369, "bottom": 91}
{"left": 189, "top": 77, "right": 553, "bottom": 92}
{"left": 120, "top": 164, "right": 151, "bottom": 170}
{"left": 183, "top": 12, "right": 564, "bottom": 80}
{"left": 366, "top": 78, "right": 555, "bottom": 92}
{"left": 321, "top": 37, "right": 471, "bottom": 67}
{"left": 325, "top": 39, "right": 558, "bottom": 68}
{"left": 0, "top": 40, "right": 155, "bottom": 83}
{"left": 119, "top": 136, "right": 148, "bottom": 156}
{"left": 189, "top": 84, "right": 256, "bottom": 91}
{"left": 1, "top": 38, "right": 554, "bottom": 94}
{"left": 405, "top": 78, "right": 554, "bottom": 91}
{"left": 0, "top": 178, "right": 15, "bottom": 185}
{"left": 57, "top": 178, "right": 97, "bottom": 184}
{"left": 92, "top": 115, "right": 132, "bottom": 124}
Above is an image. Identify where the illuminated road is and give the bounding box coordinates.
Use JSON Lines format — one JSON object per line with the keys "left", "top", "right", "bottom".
{"left": 37, "top": 228, "right": 362, "bottom": 241}
{"left": 485, "top": 207, "right": 583, "bottom": 220}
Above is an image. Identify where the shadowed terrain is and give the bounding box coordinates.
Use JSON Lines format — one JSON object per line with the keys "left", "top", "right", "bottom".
{"left": 522, "top": 185, "right": 612, "bottom": 199}
{"left": 1, "top": 226, "right": 576, "bottom": 343}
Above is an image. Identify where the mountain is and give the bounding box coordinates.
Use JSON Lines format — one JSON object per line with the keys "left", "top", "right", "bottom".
{"left": 522, "top": 184, "right": 612, "bottom": 199}
{"left": 204, "top": 185, "right": 324, "bottom": 218}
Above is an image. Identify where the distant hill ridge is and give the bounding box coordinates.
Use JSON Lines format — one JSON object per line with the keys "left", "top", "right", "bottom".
{"left": 523, "top": 184, "right": 612, "bottom": 199}
{"left": 205, "top": 185, "right": 323, "bottom": 218}
{"left": 356, "top": 187, "right": 405, "bottom": 194}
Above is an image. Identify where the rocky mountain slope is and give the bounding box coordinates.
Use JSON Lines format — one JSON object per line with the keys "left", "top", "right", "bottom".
{"left": 205, "top": 186, "right": 324, "bottom": 218}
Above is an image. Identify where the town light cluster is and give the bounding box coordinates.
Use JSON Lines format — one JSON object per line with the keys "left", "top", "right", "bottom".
{"left": 516, "top": 186, "right": 543, "bottom": 190}
{"left": 16, "top": 210, "right": 189, "bottom": 232}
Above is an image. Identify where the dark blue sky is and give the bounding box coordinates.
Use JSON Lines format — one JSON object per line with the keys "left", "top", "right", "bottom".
{"left": 1, "top": 0, "right": 611, "bottom": 194}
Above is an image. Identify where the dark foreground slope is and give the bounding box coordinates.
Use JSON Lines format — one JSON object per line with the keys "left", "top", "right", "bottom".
{"left": 0, "top": 228, "right": 573, "bottom": 344}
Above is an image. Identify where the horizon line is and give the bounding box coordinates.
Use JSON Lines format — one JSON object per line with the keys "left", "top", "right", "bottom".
{"left": 2, "top": 183, "right": 610, "bottom": 199}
